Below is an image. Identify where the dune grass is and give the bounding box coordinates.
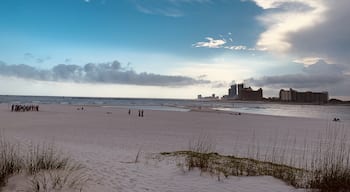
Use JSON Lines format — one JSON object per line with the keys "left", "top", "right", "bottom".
{"left": 0, "top": 140, "right": 23, "bottom": 187}
{"left": 0, "top": 139, "right": 86, "bottom": 191}
{"left": 28, "top": 168, "right": 88, "bottom": 192}
{"left": 162, "top": 122, "right": 350, "bottom": 191}
{"left": 306, "top": 123, "right": 350, "bottom": 191}
{"left": 26, "top": 143, "right": 83, "bottom": 175}
{"left": 161, "top": 151, "right": 306, "bottom": 187}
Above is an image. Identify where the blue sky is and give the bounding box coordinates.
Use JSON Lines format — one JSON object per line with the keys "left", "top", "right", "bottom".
{"left": 0, "top": 0, "right": 349, "bottom": 99}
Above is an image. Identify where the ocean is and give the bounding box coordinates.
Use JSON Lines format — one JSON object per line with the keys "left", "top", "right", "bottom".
{"left": 1, "top": 95, "right": 349, "bottom": 121}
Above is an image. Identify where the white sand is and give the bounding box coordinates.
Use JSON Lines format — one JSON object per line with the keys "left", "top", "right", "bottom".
{"left": 1, "top": 104, "right": 348, "bottom": 191}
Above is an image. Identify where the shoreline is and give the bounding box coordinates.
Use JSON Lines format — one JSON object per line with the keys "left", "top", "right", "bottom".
{"left": 2, "top": 94, "right": 350, "bottom": 106}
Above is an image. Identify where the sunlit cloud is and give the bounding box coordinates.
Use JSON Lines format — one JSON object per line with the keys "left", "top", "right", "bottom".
{"left": 193, "top": 37, "right": 260, "bottom": 51}
{"left": 252, "top": 0, "right": 327, "bottom": 53}
{"left": 293, "top": 57, "right": 332, "bottom": 66}
{"left": 193, "top": 37, "right": 226, "bottom": 48}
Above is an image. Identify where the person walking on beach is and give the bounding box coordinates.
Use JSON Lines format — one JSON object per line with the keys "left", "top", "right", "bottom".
{"left": 128, "top": 109, "right": 131, "bottom": 115}
{"left": 141, "top": 110, "right": 144, "bottom": 117}
{"left": 138, "top": 110, "right": 141, "bottom": 117}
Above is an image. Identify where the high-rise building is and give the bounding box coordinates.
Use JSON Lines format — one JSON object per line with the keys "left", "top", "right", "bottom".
{"left": 279, "top": 89, "right": 328, "bottom": 103}
{"left": 226, "top": 83, "right": 263, "bottom": 100}
{"left": 238, "top": 86, "right": 263, "bottom": 100}
{"left": 228, "top": 84, "right": 237, "bottom": 97}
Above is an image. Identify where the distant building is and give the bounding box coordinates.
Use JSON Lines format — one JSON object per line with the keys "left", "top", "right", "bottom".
{"left": 280, "top": 89, "right": 292, "bottom": 101}
{"left": 237, "top": 84, "right": 263, "bottom": 101}
{"left": 224, "top": 83, "right": 263, "bottom": 101}
{"left": 279, "top": 89, "right": 328, "bottom": 104}
{"left": 228, "top": 84, "right": 237, "bottom": 98}
{"left": 197, "top": 93, "right": 219, "bottom": 100}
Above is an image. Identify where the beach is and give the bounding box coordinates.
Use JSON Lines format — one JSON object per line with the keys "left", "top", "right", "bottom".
{"left": 1, "top": 103, "right": 348, "bottom": 192}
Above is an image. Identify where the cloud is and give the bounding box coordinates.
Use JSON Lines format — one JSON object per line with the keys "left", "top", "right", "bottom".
{"left": 289, "top": 1, "right": 350, "bottom": 64}
{"left": 224, "top": 45, "right": 247, "bottom": 51}
{"left": 135, "top": 4, "right": 184, "bottom": 17}
{"left": 134, "top": 1, "right": 183, "bottom": 17}
{"left": 0, "top": 61, "right": 210, "bottom": 87}
{"left": 252, "top": 0, "right": 327, "bottom": 53}
{"left": 193, "top": 37, "right": 259, "bottom": 51}
{"left": 65, "top": 58, "right": 72, "bottom": 63}
{"left": 252, "top": 0, "right": 350, "bottom": 64}
{"left": 293, "top": 57, "right": 332, "bottom": 66}
{"left": 193, "top": 37, "right": 226, "bottom": 48}
{"left": 211, "top": 81, "right": 228, "bottom": 88}
{"left": 23, "top": 53, "right": 51, "bottom": 64}
{"left": 133, "top": 0, "right": 211, "bottom": 17}
{"left": 245, "top": 60, "right": 350, "bottom": 96}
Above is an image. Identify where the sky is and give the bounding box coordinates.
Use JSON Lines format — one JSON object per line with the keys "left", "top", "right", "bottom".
{"left": 0, "top": 0, "right": 349, "bottom": 99}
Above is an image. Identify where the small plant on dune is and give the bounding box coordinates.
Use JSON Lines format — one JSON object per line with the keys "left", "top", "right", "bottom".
{"left": 0, "top": 138, "right": 87, "bottom": 191}
{"left": 26, "top": 143, "right": 72, "bottom": 175}
{"left": 186, "top": 134, "right": 216, "bottom": 172}
{"left": 0, "top": 139, "right": 23, "bottom": 187}
{"left": 306, "top": 123, "right": 350, "bottom": 191}
{"left": 165, "top": 122, "right": 350, "bottom": 191}
{"left": 163, "top": 150, "right": 306, "bottom": 186}
{"left": 28, "top": 168, "right": 88, "bottom": 192}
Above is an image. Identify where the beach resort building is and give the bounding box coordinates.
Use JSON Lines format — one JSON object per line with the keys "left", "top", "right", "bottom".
{"left": 237, "top": 84, "right": 263, "bottom": 101}
{"left": 279, "top": 89, "right": 328, "bottom": 104}
{"left": 224, "top": 83, "right": 263, "bottom": 100}
{"left": 228, "top": 84, "right": 237, "bottom": 98}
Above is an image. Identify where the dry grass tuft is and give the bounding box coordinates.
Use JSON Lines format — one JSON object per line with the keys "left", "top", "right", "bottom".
{"left": 163, "top": 123, "right": 350, "bottom": 191}
{"left": 0, "top": 139, "right": 87, "bottom": 191}
{"left": 0, "top": 140, "right": 23, "bottom": 187}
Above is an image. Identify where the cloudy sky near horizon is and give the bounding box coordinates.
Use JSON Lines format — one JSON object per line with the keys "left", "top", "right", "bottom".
{"left": 0, "top": 0, "right": 349, "bottom": 99}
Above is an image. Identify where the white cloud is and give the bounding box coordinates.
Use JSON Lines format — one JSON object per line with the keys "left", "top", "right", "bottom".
{"left": 252, "top": 0, "right": 327, "bottom": 53}
{"left": 293, "top": 57, "right": 333, "bottom": 66}
{"left": 289, "top": 1, "right": 350, "bottom": 64}
{"left": 193, "top": 37, "right": 260, "bottom": 51}
{"left": 193, "top": 37, "right": 226, "bottom": 48}
{"left": 252, "top": 0, "right": 350, "bottom": 66}
{"left": 224, "top": 45, "right": 247, "bottom": 51}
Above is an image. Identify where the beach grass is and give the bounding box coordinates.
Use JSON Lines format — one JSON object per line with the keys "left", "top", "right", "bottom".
{"left": 0, "top": 139, "right": 86, "bottom": 191}
{"left": 162, "top": 122, "right": 350, "bottom": 191}
{"left": 161, "top": 151, "right": 306, "bottom": 187}
{"left": 0, "top": 140, "right": 23, "bottom": 187}
{"left": 306, "top": 123, "right": 350, "bottom": 191}
{"left": 28, "top": 168, "right": 88, "bottom": 192}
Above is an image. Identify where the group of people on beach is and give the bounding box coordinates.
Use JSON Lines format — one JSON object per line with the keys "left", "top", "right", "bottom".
{"left": 128, "top": 109, "right": 144, "bottom": 117}
{"left": 333, "top": 117, "right": 341, "bottom": 122}
{"left": 11, "top": 104, "right": 39, "bottom": 112}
